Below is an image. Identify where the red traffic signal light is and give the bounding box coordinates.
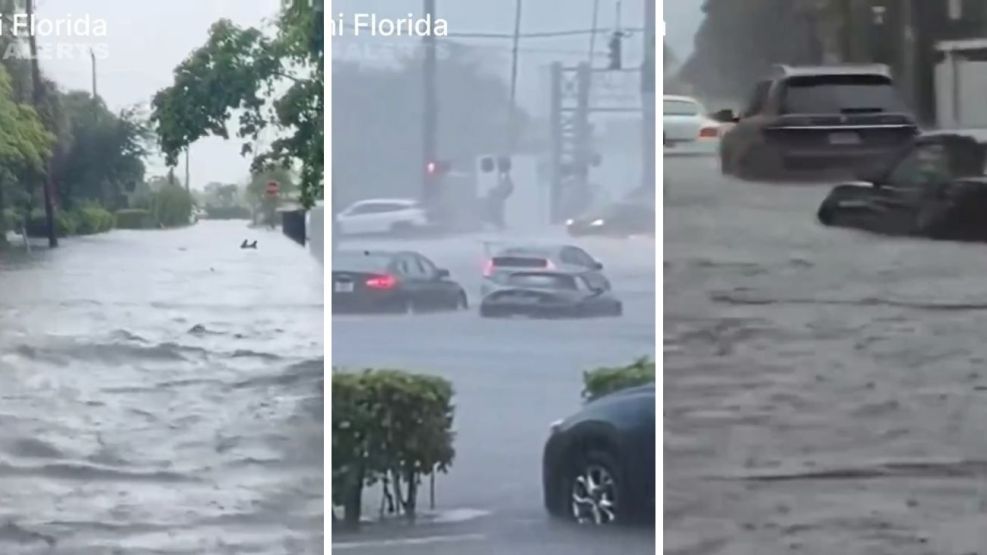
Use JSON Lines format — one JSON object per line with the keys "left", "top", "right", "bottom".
{"left": 426, "top": 160, "right": 449, "bottom": 176}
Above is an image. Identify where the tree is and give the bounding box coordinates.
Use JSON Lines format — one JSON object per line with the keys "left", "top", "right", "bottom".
{"left": 0, "top": 65, "right": 55, "bottom": 241}
{"left": 151, "top": 0, "right": 323, "bottom": 208}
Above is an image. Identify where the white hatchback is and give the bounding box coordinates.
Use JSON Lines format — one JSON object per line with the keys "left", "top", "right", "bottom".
{"left": 336, "top": 198, "right": 429, "bottom": 236}
{"left": 663, "top": 95, "right": 722, "bottom": 156}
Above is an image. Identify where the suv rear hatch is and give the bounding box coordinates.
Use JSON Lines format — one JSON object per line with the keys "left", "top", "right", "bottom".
{"left": 767, "top": 74, "right": 917, "bottom": 167}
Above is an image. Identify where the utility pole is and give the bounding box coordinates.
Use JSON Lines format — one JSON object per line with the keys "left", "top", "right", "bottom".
{"left": 507, "top": 0, "right": 522, "bottom": 152}
{"left": 26, "top": 0, "right": 56, "bottom": 248}
{"left": 901, "top": 0, "right": 917, "bottom": 113}
{"left": 422, "top": 0, "right": 438, "bottom": 209}
{"left": 588, "top": 0, "right": 600, "bottom": 64}
{"left": 641, "top": 0, "right": 656, "bottom": 194}
{"left": 184, "top": 148, "right": 190, "bottom": 192}
{"left": 90, "top": 48, "right": 98, "bottom": 100}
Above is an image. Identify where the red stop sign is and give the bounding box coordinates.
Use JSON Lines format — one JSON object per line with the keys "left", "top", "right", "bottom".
{"left": 265, "top": 181, "right": 279, "bottom": 196}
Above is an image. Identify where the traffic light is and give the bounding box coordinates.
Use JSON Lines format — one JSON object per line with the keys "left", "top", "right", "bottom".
{"left": 426, "top": 160, "right": 450, "bottom": 177}
{"left": 607, "top": 32, "right": 622, "bottom": 70}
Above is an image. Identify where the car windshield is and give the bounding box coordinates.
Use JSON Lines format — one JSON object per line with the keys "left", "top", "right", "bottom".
{"left": 333, "top": 253, "right": 392, "bottom": 272}
{"left": 505, "top": 273, "right": 578, "bottom": 290}
{"left": 664, "top": 99, "right": 700, "bottom": 116}
{"left": 781, "top": 74, "right": 907, "bottom": 114}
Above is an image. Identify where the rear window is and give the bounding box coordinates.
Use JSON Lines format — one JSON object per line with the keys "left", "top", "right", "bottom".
{"left": 663, "top": 99, "right": 700, "bottom": 116}
{"left": 506, "top": 273, "right": 577, "bottom": 290}
{"left": 333, "top": 253, "right": 392, "bottom": 272}
{"left": 781, "top": 75, "right": 907, "bottom": 114}
{"left": 492, "top": 256, "right": 549, "bottom": 268}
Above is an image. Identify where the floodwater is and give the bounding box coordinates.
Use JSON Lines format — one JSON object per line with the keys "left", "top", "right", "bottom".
{"left": 665, "top": 157, "right": 987, "bottom": 554}
{"left": 0, "top": 221, "right": 323, "bottom": 554}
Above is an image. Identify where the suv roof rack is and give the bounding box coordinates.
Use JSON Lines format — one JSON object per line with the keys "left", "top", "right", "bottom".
{"left": 770, "top": 63, "right": 892, "bottom": 78}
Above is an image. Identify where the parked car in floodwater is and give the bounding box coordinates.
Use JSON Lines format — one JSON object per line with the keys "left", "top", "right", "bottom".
{"left": 817, "top": 130, "right": 987, "bottom": 242}
{"left": 332, "top": 250, "right": 468, "bottom": 314}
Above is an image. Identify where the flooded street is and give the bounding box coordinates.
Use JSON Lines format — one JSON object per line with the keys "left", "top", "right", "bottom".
{"left": 0, "top": 221, "right": 323, "bottom": 554}
{"left": 332, "top": 231, "right": 655, "bottom": 554}
{"left": 665, "top": 157, "right": 987, "bottom": 554}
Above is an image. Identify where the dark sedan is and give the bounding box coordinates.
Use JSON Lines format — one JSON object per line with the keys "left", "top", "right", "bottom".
{"left": 479, "top": 270, "right": 621, "bottom": 319}
{"left": 332, "top": 250, "right": 468, "bottom": 314}
{"left": 817, "top": 131, "right": 987, "bottom": 241}
{"left": 543, "top": 385, "right": 655, "bottom": 525}
{"left": 565, "top": 202, "right": 655, "bottom": 238}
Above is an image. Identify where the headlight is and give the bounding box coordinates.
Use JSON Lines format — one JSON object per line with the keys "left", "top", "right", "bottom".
{"left": 590, "top": 219, "right": 604, "bottom": 226}
{"left": 565, "top": 219, "right": 574, "bottom": 226}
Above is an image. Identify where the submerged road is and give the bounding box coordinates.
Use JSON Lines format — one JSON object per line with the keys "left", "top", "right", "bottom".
{"left": 0, "top": 221, "right": 323, "bottom": 554}
{"left": 332, "top": 229, "right": 656, "bottom": 554}
{"left": 665, "top": 156, "right": 987, "bottom": 554}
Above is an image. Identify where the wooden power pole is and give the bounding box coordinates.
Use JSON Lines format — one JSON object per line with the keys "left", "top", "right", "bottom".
{"left": 26, "top": 0, "right": 57, "bottom": 247}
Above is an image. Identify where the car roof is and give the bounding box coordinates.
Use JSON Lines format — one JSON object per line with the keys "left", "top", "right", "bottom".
{"left": 771, "top": 63, "right": 892, "bottom": 78}
{"left": 663, "top": 95, "right": 700, "bottom": 103}
{"left": 349, "top": 198, "right": 418, "bottom": 206}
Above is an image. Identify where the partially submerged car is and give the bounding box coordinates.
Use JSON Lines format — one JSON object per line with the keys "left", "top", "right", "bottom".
{"left": 566, "top": 201, "right": 654, "bottom": 238}
{"left": 479, "top": 269, "right": 621, "bottom": 319}
{"left": 713, "top": 64, "right": 918, "bottom": 181}
{"left": 817, "top": 130, "right": 987, "bottom": 241}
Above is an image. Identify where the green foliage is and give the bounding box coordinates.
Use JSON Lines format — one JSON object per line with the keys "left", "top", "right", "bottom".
{"left": 26, "top": 209, "right": 76, "bottom": 238}
{"left": 115, "top": 208, "right": 154, "bottom": 230}
{"left": 150, "top": 184, "right": 193, "bottom": 228}
{"left": 582, "top": 357, "right": 656, "bottom": 400}
{"left": 204, "top": 205, "right": 251, "bottom": 220}
{"left": 152, "top": 1, "right": 323, "bottom": 208}
{"left": 72, "top": 202, "right": 114, "bottom": 235}
{"left": 332, "top": 369, "right": 456, "bottom": 525}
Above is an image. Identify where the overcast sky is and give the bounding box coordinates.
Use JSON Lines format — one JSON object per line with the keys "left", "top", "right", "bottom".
{"left": 30, "top": 1, "right": 693, "bottom": 188}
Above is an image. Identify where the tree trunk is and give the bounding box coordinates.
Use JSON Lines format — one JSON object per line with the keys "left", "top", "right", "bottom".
{"left": 342, "top": 464, "right": 364, "bottom": 528}
{"left": 403, "top": 468, "right": 418, "bottom": 519}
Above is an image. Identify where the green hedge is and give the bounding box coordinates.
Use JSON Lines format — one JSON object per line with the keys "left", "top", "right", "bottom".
{"left": 332, "top": 369, "right": 455, "bottom": 526}
{"left": 115, "top": 208, "right": 155, "bottom": 229}
{"left": 582, "top": 357, "right": 655, "bottom": 400}
{"left": 151, "top": 184, "right": 193, "bottom": 228}
{"left": 73, "top": 203, "right": 114, "bottom": 235}
{"left": 204, "top": 205, "right": 251, "bottom": 220}
{"left": 2, "top": 208, "right": 20, "bottom": 231}
{"left": 26, "top": 209, "right": 77, "bottom": 238}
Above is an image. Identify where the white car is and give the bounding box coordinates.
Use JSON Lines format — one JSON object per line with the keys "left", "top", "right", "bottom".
{"left": 336, "top": 198, "right": 429, "bottom": 236}
{"left": 663, "top": 95, "right": 722, "bottom": 156}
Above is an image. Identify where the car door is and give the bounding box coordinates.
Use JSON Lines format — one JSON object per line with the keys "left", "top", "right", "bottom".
{"left": 413, "top": 254, "right": 454, "bottom": 308}
{"left": 726, "top": 79, "right": 772, "bottom": 159}
{"left": 561, "top": 247, "right": 605, "bottom": 283}
{"left": 393, "top": 255, "right": 424, "bottom": 301}
{"left": 339, "top": 202, "right": 380, "bottom": 234}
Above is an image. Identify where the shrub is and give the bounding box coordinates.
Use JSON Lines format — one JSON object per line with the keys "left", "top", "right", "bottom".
{"left": 25, "top": 209, "right": 77, "bottom": 238}
{"left": 582, "top": 357, "right": 655, "bottom": 400}
{"left": 72, "top": 203, "right": 114, "bottom": 235}
{"left": 151, "top": 184, "right": 193, "bottom": 228}
{"left": 115, "top": 208, "right": 154, "bottom": 229}
{"left": 203, "top": 205, "right": 251, "bottom": 220}
{"left": 2, "top": 208, "right": 21, "bottom": 231}
{"left": 332, "top": 369, "right": 455, "bottom": 527}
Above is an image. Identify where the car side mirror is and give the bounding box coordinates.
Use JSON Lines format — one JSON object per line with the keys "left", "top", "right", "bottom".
{"left": 711, "top": 109, "right": 737, "bottom": 123}
{"left": 436, "top": 268, "right": 450, "bottom": 279}
{"left": 592, "top": 262, "right": 604, "bottom": 270}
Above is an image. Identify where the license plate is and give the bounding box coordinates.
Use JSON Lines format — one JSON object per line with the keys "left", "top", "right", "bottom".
{"left": 829, "top": 132, "right": 861, "bottom": 145}
{"left": 334, "top": 282, "right": 354, "bottom": 293}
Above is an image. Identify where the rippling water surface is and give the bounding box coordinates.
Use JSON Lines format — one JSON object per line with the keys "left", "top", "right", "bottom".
{"left": 665, "top": 158, "right": 987, "bottom": 554}
{"left": 0, "top": 221, "right": 323, "bottom": 554}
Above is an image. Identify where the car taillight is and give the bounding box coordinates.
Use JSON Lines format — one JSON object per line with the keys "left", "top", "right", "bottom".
{"left": 483, "top": 259, "right": 494, "bottom": 277}
{"left": 699, "top": 126, "right": 718, "bottom": 139}
{"left": 365, "top": 274, "right": 397, "bottom": 289}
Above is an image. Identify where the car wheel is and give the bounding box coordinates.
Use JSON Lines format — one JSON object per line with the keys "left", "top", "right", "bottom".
{"left": 563, "top": 450, "right": 625, "bottom": 526}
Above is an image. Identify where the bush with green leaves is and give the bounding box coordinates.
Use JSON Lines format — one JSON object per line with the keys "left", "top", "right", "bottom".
{"left": 151, "top": 184, "right": 193, "bottom": 228}
{"left": 582, "top": 357, "right": 656, "bottom": 400}
{"left": 332, "top": 369, "right": 455, "bottom": 527}
{"left": 115, "top": 208, "right": 154, "bottom": 229}
{"left": 71, "top": 203, "right": 114, "bottom": 235}
{"left": 25, "top": 209, "right": 77, "bottom": 238}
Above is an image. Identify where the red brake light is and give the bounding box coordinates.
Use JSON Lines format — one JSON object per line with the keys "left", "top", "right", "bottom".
{"left": 365, "top": 274, "right": 397, "bottom": 289}
{"left": 483, "top": 259, "right": 494, "bottom": 277}
{"left": 699, "top": 126, "right": 718, "bottom": 139}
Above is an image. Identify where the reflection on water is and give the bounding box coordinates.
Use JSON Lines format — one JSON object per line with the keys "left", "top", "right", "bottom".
{"left": 0, "top": 221, "right": 323, "bottom": 554}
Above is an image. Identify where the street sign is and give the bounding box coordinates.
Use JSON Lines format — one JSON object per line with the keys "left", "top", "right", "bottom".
{"left": 265, "top": 181, "right": 279, "bottom": 196}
